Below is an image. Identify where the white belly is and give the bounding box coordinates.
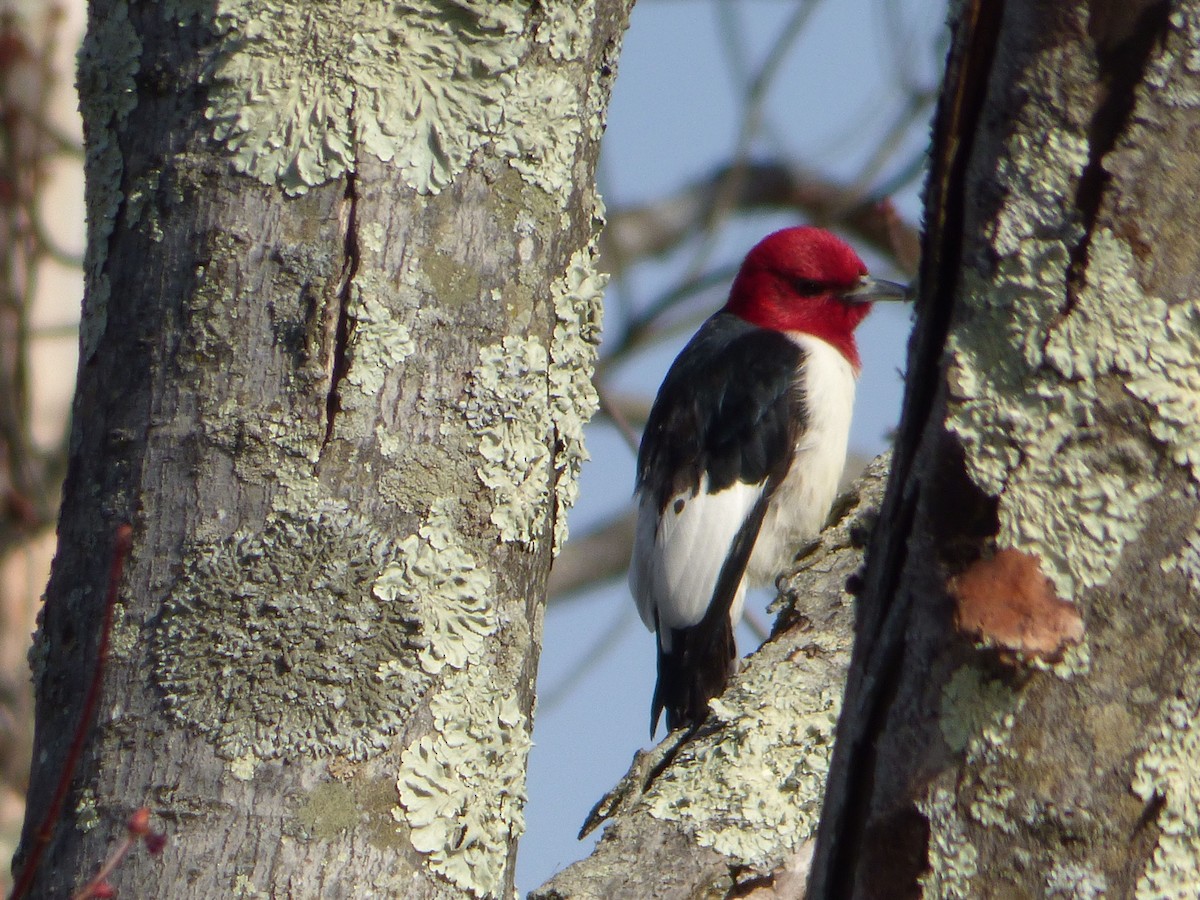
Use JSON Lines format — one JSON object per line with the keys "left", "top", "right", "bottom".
{"left": 745, "top": 333, "right": 856, "bottom": 585}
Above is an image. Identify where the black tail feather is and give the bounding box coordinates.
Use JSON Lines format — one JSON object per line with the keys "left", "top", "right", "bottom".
{"left": 651, "top": 617, "right": 737, "bottom": 737}
{"left": 649, "top": 486, "right": 776, "bottom": 737}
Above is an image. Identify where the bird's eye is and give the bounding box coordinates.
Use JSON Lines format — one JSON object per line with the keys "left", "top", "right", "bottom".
{"left": 788, "top": 277, "right": 828, "bottom": 295}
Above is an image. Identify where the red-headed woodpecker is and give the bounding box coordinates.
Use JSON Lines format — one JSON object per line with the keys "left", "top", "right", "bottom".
{"left": 629, "top": 226, "right": 907, "bottom": 736}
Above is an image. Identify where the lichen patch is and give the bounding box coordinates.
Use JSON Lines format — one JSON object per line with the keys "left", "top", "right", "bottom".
{"left": 373, "top": 500, "right": 496, "bottom": 675}
{"left": 204, "top": 0, "right": 529, "bottom": 195}
{"left": 461, "top": 335, "right": 552, "bottom": 545}
{"left": 643, "top": 654, "right": 840, "bottom": 867}
{"left": 395, "top": 662, "right": 530, "bottom": 898}
{"left": 547, "top": 242, "right": 606, "bottom": 552}
{"left": 1131, "top": 696, "right": 1200, "bottom": 898}
{"left": 534, "top": 0, "right": 595, "bottom": 61}
{"left": 1161, "top": 514, "right": 1200, "bottom": 596}
{"left": 154, "top": 506, "right": 423, "bottom": 761}
{"left": 334, "top": 270, "right": 418, "bottom": 457}
{"left": 925, "top": 668, "right": 1025, "bottom": 890}
{"left": 919, "top": 786, "right": 979, "bottom": 899}
{"left": 498, "top": 68, "right": 582, "bottom": 203}
{"left": 944, "top": 72, "right": 1169, "bottom": 602}
{"left": 343, "top": 273, "right": 416, "bottom": 406}
{"left": 938, "top": 666, "right": 1021, "bottom": 758}
{"left": 1124, "top": 299, "right": 1200, "bottom": 481}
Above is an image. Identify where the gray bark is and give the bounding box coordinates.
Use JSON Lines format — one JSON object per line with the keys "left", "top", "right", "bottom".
{"left": 536, "top": 1, "right": 1200, "bottom": 898}
{"left": 14, "top": 1, "right": 631, "bottom": 897}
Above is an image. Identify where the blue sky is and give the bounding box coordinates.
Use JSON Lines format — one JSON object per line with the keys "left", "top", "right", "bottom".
{"left": 519, "top": 0, "right": 947, "bottom": 891}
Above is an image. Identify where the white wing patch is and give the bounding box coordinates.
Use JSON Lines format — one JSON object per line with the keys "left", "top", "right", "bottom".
{"left": 628, "top": 332, "right": 858, "bottom": 655}
{"left": 629, "top": 475, "right": 764, "bottom": 649}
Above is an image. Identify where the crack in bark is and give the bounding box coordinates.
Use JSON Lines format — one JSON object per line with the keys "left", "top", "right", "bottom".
{"left": 1063, "top": 1, "right": 1171, "bottom": 301}
{"left": 322, "top": 171, "right": 360, "bottom": 454}
{"left": 812, "top": 0, "right": 1008, "bottom": 896}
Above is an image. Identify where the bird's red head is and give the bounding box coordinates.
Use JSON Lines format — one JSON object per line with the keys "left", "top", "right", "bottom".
{"left": 724, "top": 227, "right": 876, "bottom": 370}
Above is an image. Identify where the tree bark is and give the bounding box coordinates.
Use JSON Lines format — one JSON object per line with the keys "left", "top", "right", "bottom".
{"left": 14, "top": 1, "right": 631, "bottom": 897}
{"left": 811, "top": 1, "right": 1200, "bottom": 896}
{"left": 533, "top": 456, "right": 890, "bottom": 899}
{"left": 535, "top": 2, "right": 1200, "bottom": 898}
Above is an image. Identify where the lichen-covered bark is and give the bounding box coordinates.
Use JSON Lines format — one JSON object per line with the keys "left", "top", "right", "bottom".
{"left": 532, "top": 457, "right": 891, "bottom": 899}
{"left": 810, "top": 2, "right": 1200, "bottom": 897}
{"left": 14, "top": 1, "right": 631, "bottom": 896}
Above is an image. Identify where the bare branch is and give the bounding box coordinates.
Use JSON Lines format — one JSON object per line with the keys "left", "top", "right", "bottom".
{"left": 533, "top": 456, "right": 890, "bottom": 899}
{"left": 549, "top": 510, "right": 636, "bottom": 600}
{"left": 600, "top": 161, "right": 921, "bottom": 279}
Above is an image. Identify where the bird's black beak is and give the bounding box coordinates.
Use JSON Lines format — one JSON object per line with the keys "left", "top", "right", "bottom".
{"left": 840, "top": 275, "right": 910, "bottom": 304}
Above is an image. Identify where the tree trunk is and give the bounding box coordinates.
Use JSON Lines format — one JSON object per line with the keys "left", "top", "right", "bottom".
{"left": 535, "top": 2, "right": 1200, "bottom": 898}
{"left": 811, "top": 1, "right": 1200, "bottom": 896}
{"left": 14, "top": 1, "right": 630, "bottom": 896}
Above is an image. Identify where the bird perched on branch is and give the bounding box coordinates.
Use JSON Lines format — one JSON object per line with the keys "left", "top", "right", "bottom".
{"left": 629, "top": 226, "right": 907, "bottom": 736}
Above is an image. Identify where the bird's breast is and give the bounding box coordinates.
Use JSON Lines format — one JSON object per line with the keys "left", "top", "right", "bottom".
{"left": 746, "top": 333, "right": 857, "bottom": 584}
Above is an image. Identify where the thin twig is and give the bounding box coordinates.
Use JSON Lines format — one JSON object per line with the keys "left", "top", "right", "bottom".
{"left": 684, "top": 0, "right": 824, "bottom": 280}
{"left": 597, "top": 386, "right": 641, "bottom": 456}
{"left": 11, "top": 524, "right": 133, "bottom": 900}
{"left": 71, "top": 832, "right": 134, "bottom": 900}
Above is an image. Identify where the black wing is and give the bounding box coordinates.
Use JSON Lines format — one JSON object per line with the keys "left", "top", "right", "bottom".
{"left": 637, "top": 312, "right": 807, "bottom": 734}
{"left": 637, "top": 312, "right": 806, "bottom": 511}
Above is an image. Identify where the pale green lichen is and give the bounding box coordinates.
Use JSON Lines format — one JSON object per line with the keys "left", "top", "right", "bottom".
{"left": 1131, "top": 697, "right": 1200, "bottom": 898}
{"left": 1125, "top": 299, "right": 1200, "bottom": 481}
{"left": 107, "top": 610, "right": 139, "bottom": 661}
{"left": 969, "top": 779, "right": 1018, "bottom": 833}
{"left": 204, "top": 0, "right": 528, "bottom": 195}
{"left": 945, "top": 53, "right": 1174, "bottom": 601}
{"left": 1144, "top": 7, "right": 1200, "bottom": 109}
{"left": 1043, "top": 229, "right": 1164, "bottom": 379}
{"left": 1161, "top": 515, "right": 1200, "bottom": 596}
{"left": 373, "top": 499, "right": 496, "bottom": 675}
{"left": 359, "top": 221, "right": 387, "bottom": 255}
{"left": 395, "top": 662, "right": 530, "bottom": 898}
{"left": 229, "top": 753, "right": 258, "bottom": 782}
{"left": 462, "top": 335, "right": 552, "bottom": 545}
{"left": 939, "top": 667, "right": 1021, "bottom": 757}
{"left": 498, "top": 69, "right": 582, "bottom": 202}
{"left": 1037, "top": 639, "right": 1093, "bottom": 680}
{"left": 919, "top": 787, "right": 978, "bottom": 899}
{"left": 231, "top": 873, "right": 266, "bottom": 899}
{"left": 1045, "top": 861, "right": 1109, "bottom": 899}
{"left": 76, "top": 0, "right": 141, "bottom": 358}
{"left": 154, "top": 505, "right": 425, "bottom": 761}
{"left": 926, "top": 669, "right": 1025, "bottom": 893}
{"left": 335, "top": 270, "right": 417, "bottom": 457}
{"left": 534, "top": 0, "right": 594, "bottom": 60}
{"left": 1047, "top": 228, "right": 1200, "bottom": 482}
{"left": 547, "top": 243, "right": 606, "bottom": 552}
{"left": 643, "top": 655, "right": 841, "bottom": 866}
{"left": 75, "top": 787, "right": 100, "bottom": 833}
{"left": 202, "top": 0, "right": 607, "bottom": 199}
{"left": 450, "top": 241, "right": 604, "bottom": 551}
{"left": 348, "top": 285, "right": 415, "bottom": 398}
